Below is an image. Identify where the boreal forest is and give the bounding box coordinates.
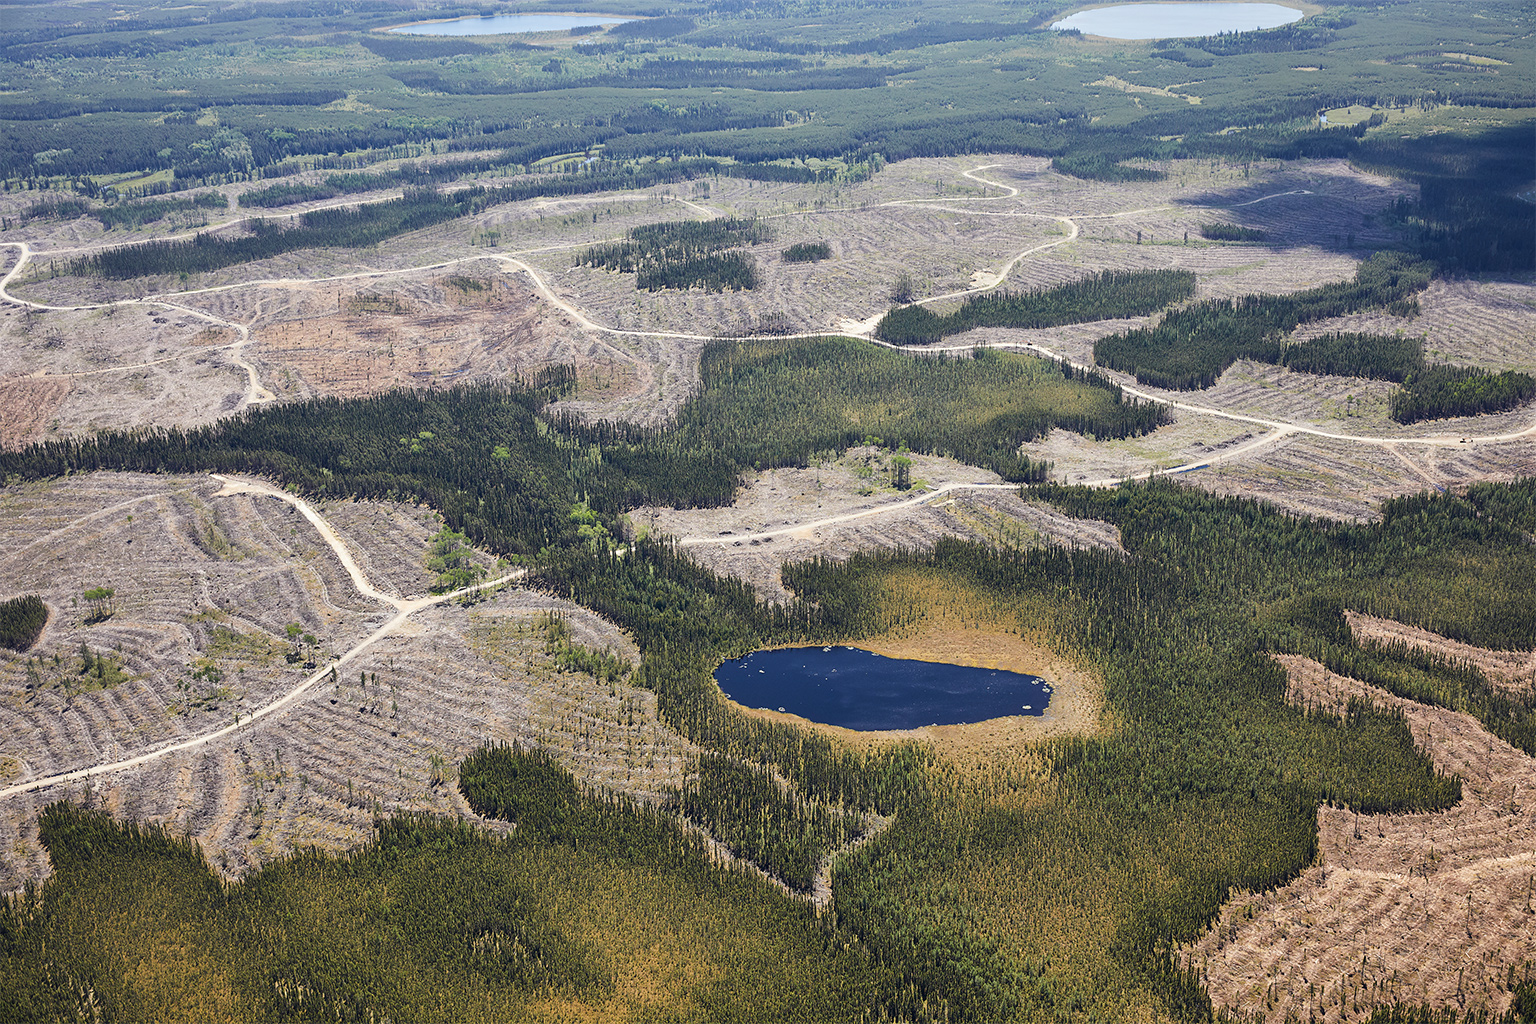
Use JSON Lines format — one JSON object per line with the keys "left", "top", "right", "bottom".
{"left": 0, "top": 0, "right": 1533, "bottom": 1020}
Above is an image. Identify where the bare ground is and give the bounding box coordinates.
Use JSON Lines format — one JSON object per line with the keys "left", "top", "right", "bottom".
{"left": 1195, "top": 432, "right": 1536, "bottom": 521}
{"left": 1186, "top": 652, "right": 1536, "bottom": 1021}
{"left": 639, "top": 447, "right": 1122, "bottom": 602}
{"left": 1345, "top": 611, "right": 1536, "bottom": 690}
{"left": 0, "top": 474, "right": 693, "bottom": 890}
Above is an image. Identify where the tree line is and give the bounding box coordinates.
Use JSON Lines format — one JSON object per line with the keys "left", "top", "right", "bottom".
{"left": 874, "top": 270, "right": 1195, "bottom": 345}
{"left": 579, "top": 217, "right": 773, "bottom": 293}
{"left": 1094, "top": 251, "right": 1434, "bottom": 390}
{"left": 0, "top": 595, "right": 47, "bottom": 652}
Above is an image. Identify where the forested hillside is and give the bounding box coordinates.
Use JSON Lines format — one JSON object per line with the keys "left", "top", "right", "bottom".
{"left": 874, "top": 270, "right": 1195, "bottom": 345}
{"left": 1094, "top": 253, "right": 1435, "bottom": 390}
{"left": 3, "top": 0, "right": 1534, "bottom": 1018}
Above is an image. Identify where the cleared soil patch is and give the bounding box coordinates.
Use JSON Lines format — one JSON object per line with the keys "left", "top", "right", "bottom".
{"left": 643, "top": 448, "right": 1122, "bottom": 601}
{"left": 1197, "top": 432, "right": 1536, "bottom": 521}
{"left": 1344, "top": 610, "right": 1536, "bottom": 691}
{"left": 1187, "top": 653, "right": 1536, "bottom": 1021}
{"left": 0, "top": 377, "right": 70, "bottom": 450}
{"left": 0, "top": 474, "right": 692, "bottom": 891}
{"left": 249, "top": 273, "right": 632, "bottom": 401}
{"left": 0, "top": 306, "right": 247, "bottom": 442}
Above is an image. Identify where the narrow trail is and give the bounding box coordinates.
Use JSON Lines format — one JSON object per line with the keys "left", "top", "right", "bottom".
{"left": 675, "top": 426, "right": 1300, "bottom": 548}
{"left": 0, "top": 474, "right": 523, "bottom": 801}
{"left": 4, "top": 164, "right": 1533, "bottom": 493}
{"left": 0, "top": 241, "right": 274, "bottom": 406}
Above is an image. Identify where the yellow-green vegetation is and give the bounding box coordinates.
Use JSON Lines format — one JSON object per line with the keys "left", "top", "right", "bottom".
{"left": 677, "top": 338, "right": 1169, "bottom": 481}
{"left": 0, "top": 796, "right": 900, "bottom": 1023}
{"left": 426, "top": 526, "right": 486, "bottom": 593}
{"left": 205, "top": 625, "right": 285, "bottom": 666}
{"left": 21, "top": 643, "right": 132, "bottom": 698}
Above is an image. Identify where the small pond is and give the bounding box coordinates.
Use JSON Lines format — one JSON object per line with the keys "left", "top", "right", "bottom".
{"left": 1051, "top": 2, "right": 1303, "bottom": 40}
{"left": 715, "top": 646, "right": 1051, "bottom": 732}
{"left": 389, "top": 13, "right": 636, "bottom": 36}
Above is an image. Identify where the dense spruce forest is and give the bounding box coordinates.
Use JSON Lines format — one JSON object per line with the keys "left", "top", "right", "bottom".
{"left": 782, "top": 241, "right": 832, "bottom": 263}
{"left": 0, "top": 595, "right": 47, "bottom": 652}
{"left": 674, "top": 339, "right": 1169, "bottom": 481}
{"left": 1093, "top": 252, "right": 1434, "bottom": 390}
{"left": 1277, "top": 332, "right": 1425, "bottom": 382}
{"left": 1389, "top": 366, "right": 1536, "bottom": 424}
{"left": 579, "top": 216, "right": 773, "bottom": 292}
{"left": 874, "top": 270, "right": 1195, "bottom": 345}
{"left": 4, "top": 0, "right": 1535, "bottom": 1018}
{"left": 1198, "top": 222, "right": 1268, "bottom": 242}
{"left": 3, "top": 395, "right": 1535, "bottom": 1017}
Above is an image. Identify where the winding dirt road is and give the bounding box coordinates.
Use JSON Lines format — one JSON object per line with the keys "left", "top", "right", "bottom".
{"left": 0, "top": 474, "right": 522, "bottom": 801}
{"left": 6, "top": 166, "right": 1529, "bottom": 455}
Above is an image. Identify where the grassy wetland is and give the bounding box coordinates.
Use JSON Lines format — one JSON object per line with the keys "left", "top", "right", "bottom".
{"left": 1, "top": 0, "right": 1535, "bottom": 1019}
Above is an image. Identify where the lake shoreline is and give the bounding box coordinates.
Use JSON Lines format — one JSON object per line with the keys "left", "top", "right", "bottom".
{"left": 385, "top": 12, "right": 638, "bottom": 36}
{"left": 729, "top": 627, "right": 1104, "bottom": 760}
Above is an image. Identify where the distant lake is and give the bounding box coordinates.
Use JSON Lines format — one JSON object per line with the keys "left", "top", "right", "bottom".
{"left": 716, "top": 646, "right": 1051, "bottom": 731}
{"left": 1051, "top": 2, "right": 1303, "bottom": 39}
{"left": 389, "top": 13, "right": 637, "bottom": 36}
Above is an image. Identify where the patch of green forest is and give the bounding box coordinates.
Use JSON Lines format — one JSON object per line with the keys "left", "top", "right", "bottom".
{"left": 0, "top": 794, "right": 904, "bottom": 1022}
{"left": 1390, "top": 366, "right": 1536, "bottom": 424}
{"left": 674, "top": 339, "right": 1169, "bottom": 480}
{"left": 1277, "top": 332, "right": 1424, "bottom": 382}
{"left": 874, "top": 270, "right": 1196, "bottom": 345}
{"left": 1093, "top": 252, "right": 1434, "bottom": 390}
{"left": 578, "top": 216, "right": 772, "bottom": 292}
{"left": 94, "top": 191, "right": 226, "bottom": 230}
{"left": 782, "top": 241, "right": 831, "bottom": 263}
{"left": 0, "top": 594, "right": 47, "bottom": 652}
{"left": 680, "top": 752, "right": 867, "bottom": 892}
{"left": 1199, "top": 222, "right": 1268, "bottom": 242}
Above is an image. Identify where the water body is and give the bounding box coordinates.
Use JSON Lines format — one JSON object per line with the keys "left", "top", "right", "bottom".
{"left": 715, "top": 646, "right": 1051, "bottom": 732}
{"left": 1051, "top": 2, "right": 1303, "bottom": 40}
{"left": 390, "top": 13, "right": 636, "bottom": 36}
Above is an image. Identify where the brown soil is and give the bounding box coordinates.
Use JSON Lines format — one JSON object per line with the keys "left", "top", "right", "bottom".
{"left": 250, "top": 273, "right": 638, "bottom": 401}
{"left": 1345, "top": 610, "right": 1536, "bottom": 690}
{"left": 1187, "top": 652, "right": 1536, "bottom": 1021}
{"left": 0, "top": 474, "right": 692, "bottom": 891}
{"left": 0, "top": 377, "right": 70, "bottom": 450}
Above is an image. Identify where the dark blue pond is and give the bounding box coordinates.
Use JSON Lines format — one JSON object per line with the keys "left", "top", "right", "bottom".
{"left": 715, "top": 646, "right": 1051, "bottom": 731}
